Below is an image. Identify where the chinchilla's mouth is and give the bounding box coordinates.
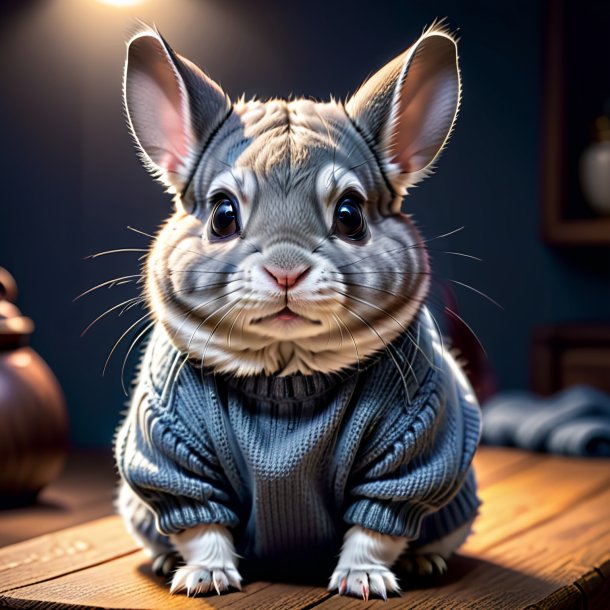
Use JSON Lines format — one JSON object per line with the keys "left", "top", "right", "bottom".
{"left": 251, "top": 307, "right": 322, "bottom": 325}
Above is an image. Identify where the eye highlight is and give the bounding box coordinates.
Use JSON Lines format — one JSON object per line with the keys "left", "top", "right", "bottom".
{"left": 210, "top": 193, "right": 240, "bottom": 238}
{"left": 334, "top": 193, "right": 367, "bottom": 241}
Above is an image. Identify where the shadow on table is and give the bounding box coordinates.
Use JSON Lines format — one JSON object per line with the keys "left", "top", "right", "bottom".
{"left": 136, "top": 552, "right": 554, "bottom": 605}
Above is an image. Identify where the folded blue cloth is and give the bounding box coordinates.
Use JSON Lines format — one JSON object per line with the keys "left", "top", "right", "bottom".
{"left": 481, "top": 385, "right": 610, "bottom": 457}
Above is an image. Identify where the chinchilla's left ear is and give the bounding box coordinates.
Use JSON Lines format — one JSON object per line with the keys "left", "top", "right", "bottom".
{"left": 123, "top": 26, "right": 231, "bottom": 194}
{"left": 346, "top": 24, "right": 460, "bottom": 203}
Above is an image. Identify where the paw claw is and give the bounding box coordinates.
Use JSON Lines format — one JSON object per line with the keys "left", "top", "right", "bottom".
{"left": 225, "top": 567, "right": 243, "bottom": 591}
{"left": 329, "top": 567, "right": 399, "bottom": 600}
{"left": 368, "top": 572, "right": 387, "bottom": 601}
{"left": 152, "top": 552, "right": 181, "bottom": 578}
{"left": 212, "top": 569, "right": 229, "bottom": 595}
{"left": 401, "top": 552, "right": 447, "bottom": 577}
{"left": 170, "top": 564, "right": 241, "bottom": 596}
{"left": 382, "top": 568, "right": 399, "bottom": 591}
{"left": 416, "top": 556, "right": 433, "bottom": 576}
{"left": 431, "top": 553, "right": 448, "bottom": 575}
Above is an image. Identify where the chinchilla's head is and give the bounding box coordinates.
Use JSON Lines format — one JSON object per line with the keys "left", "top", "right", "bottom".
{"left": 123, "top": 24, "right": 460, "bottom": 376}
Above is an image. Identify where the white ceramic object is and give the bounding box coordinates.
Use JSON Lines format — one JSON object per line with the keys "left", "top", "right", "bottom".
{"left": 580, "top": 140, "right": 610, "bottom": 216}
{"left": 580, "top": 115, "right": 610, "bottom": 216}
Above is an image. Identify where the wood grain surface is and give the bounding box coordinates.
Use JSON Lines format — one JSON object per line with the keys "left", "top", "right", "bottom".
{"left": 0, "top": 448, "right": 608, "bottom": 609}
{"left": 0, "top": 451, "right": 116, "bottom": 548}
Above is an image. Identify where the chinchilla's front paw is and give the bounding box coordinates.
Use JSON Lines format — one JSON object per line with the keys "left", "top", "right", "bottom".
{"left": 329, "top": 566, "right": 399, "bottom": 601}
{"left": 168, "top": 524, "right": 241, "bottom": 596}
{"left": 169, "top": 564, "right": 242, "bottom": 596}
{"left": 328, "top": 525, "right": 407, "bottom": 600}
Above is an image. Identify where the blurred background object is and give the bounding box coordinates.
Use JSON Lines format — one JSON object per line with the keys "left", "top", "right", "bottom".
{"left": 541, "top": 0, "right": 610, "bottom": 244}
{"left": 0, "top": 267, "right": 68, "bottom": 508}
{"left": 531, "top": 324, "right": 610, "bottom": 396}
{"left": 580, "top": 113, "right": 610, "bottom": 217}
{"left": 0, "top": 0, "right": 608, "bottom": 449}
{"left": 481, "top": 385, "right": 610, "bottom": 457}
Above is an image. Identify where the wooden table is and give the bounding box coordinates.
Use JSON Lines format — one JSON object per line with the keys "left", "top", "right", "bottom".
{"left": 0, "top": 447, "right": 609, "bottom": 609}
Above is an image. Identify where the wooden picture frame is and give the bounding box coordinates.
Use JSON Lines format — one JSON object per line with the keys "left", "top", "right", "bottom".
{"left": 530, "top": 324, "right": 610, "bottom": 395}
{"left": 541, "top": 0, "right": 610, "bottom": 245}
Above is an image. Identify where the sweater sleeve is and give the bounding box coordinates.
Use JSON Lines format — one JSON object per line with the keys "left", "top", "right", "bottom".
{"left": 115, "top": 333, "right": 239, "bottom": 535}
{"left": 344, "top": 355, "right": 481, "bottom": 540}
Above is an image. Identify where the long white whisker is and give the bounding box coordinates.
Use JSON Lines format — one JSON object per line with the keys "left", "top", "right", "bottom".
{"left": 74, "top": 275, "right": 140, "bottom": 301}
{"left": 174, "top": 287, "right": 243, "bottom": 346}
{"left": 227, "top": 290, "right": 254, "bottom": 350}
{"left": 333, "top": 298, "right": 411, "bottom": 403}
{"left": 334, "top": 281, "right": 438, "bottom": 371}
{"left": 127, "top": 225, "right": 240, "bottom": 270}
{"left": 200, "top": 299, "right": 245, "bottom": 370}
{"left": 428, "top": 308, "right": 446, "bottom": 360}
{"left": 119, "top": 319, "right": 157, "bottom": 395}
{"left": 85, "top": 248, "right": 148, "bottom": 259}
{"left": 81, "top": 296, "right": 143, "bottom": 337}
{"left": 444, "top": 305, "right": 487, "bottom": 358}
{"left": 338, "top": 226, "right": 465, "bottom": 270}
{"left": 448, "top": 279, "right": 503, "bottom": 310}
{"left": 102, "top": 312, "right": 153, "bottom": 377}
{"left": 333, "top": 313, "right": 345, "bottom": 349}
{"left": 332, "top": 312, "right": 360, "bottom": 371}
{"left": 183, "top": 292, "right": 241, "bottom": 357}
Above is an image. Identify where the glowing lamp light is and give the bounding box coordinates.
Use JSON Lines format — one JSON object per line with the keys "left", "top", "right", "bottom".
{"left": 96, "top": 0, "right": 146, "bottom": 7}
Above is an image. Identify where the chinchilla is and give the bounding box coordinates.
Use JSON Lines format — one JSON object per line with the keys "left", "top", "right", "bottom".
{"left": 114, "top": 22, "right": 481, "bottom": 601}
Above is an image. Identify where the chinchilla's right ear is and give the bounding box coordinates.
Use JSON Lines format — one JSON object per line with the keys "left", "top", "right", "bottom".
{"left": 123, "top": 26, "right": 230, "bottom": 194}
{"left": 346, "top": 24, "right": 460, "bottom": 210}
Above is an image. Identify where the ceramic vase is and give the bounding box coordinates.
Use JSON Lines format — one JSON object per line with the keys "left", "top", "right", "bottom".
{"left": 0, "top": 267, "right": 68, "bottom": 508}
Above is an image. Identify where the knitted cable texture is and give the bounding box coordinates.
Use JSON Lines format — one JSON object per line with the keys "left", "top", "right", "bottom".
{"left": 115, "top": 307, "right": 481, "bottom": 568}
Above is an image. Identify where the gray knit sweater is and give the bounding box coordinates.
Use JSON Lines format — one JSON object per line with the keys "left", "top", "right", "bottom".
{"left": 115, "top": 307, "right": 481, "bottom": 570}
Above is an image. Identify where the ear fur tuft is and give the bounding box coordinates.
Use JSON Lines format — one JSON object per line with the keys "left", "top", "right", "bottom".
{"left": 346, "top": 21, "right": 461, "bottom": 208}
{"left": 123, "top": 24, "right": 230, "bottom": 195}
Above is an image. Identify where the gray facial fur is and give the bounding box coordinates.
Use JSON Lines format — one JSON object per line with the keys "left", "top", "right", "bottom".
{"left": 124, "top": 24, "right": 460, "bottom": 376}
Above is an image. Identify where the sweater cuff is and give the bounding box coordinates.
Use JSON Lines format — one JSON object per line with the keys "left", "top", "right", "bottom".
{"left": 344, "top": 468, "right": 481, "bottom": 540}
{"left": 149, "top": 495, "right": 239, "bottom": 535}
{"left": 344, "top": 498, "right": 430, "bottom": 539}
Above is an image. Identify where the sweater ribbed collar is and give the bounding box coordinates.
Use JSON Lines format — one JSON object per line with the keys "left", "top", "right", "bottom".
{"left": 220, "top": 309, "right": 434, "bottom": 404}
{"left": 223, "top": 370, "right": 344, "bottom": 402}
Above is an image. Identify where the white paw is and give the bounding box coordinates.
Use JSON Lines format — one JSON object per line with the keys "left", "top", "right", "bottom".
{"left": 329, "top": 566, "right": 400, "bottom": 601}
{"left": 169, "top": 564, "right": 242, "bottom": 596}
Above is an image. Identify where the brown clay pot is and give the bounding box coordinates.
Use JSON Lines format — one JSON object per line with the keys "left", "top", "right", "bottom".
{"left": 0, "top": 267, "right": 68, "bottom": 508}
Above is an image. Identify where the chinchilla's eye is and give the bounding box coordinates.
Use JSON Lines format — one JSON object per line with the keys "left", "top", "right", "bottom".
{"left": 210, "top": 194, "right": 240, "bottom": 238}
{"left": 334, "top": 193, "right": 367, "bottom": 241}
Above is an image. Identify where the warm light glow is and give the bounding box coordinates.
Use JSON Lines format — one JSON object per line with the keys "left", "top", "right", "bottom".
{"left": 9, "top": 352, "right": 32, "bottom": 368}
{"left": 96, "top": 0, "right": 146, "bottom": 7}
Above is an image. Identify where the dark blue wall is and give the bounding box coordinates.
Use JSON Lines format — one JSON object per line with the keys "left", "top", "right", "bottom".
{"left": 1, "top": 0, "right": 609, "bottom": 447}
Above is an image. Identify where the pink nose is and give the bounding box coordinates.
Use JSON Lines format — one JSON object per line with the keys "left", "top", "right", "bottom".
{"left": 263, "top": 265, "right": 310, "bottom": 289}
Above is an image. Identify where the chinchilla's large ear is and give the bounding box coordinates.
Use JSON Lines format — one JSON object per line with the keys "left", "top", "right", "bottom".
{"left": 123, "top": 26, "right": 230, "bottom": 193}
{"left": 346, "top": 24, "right": 460, "bottom": 205}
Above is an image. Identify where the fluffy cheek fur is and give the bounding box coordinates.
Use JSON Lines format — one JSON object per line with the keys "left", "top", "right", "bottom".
{"left": 145, "top": 207, "right": 429, "bottom": 377}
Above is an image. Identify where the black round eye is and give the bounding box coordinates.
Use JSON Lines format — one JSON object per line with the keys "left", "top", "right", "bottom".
{"left": 210, "top": 195, "right": 239, "bottom": 238}
{"left": 334, "top": 194, "right": 367, "bottom": 241}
